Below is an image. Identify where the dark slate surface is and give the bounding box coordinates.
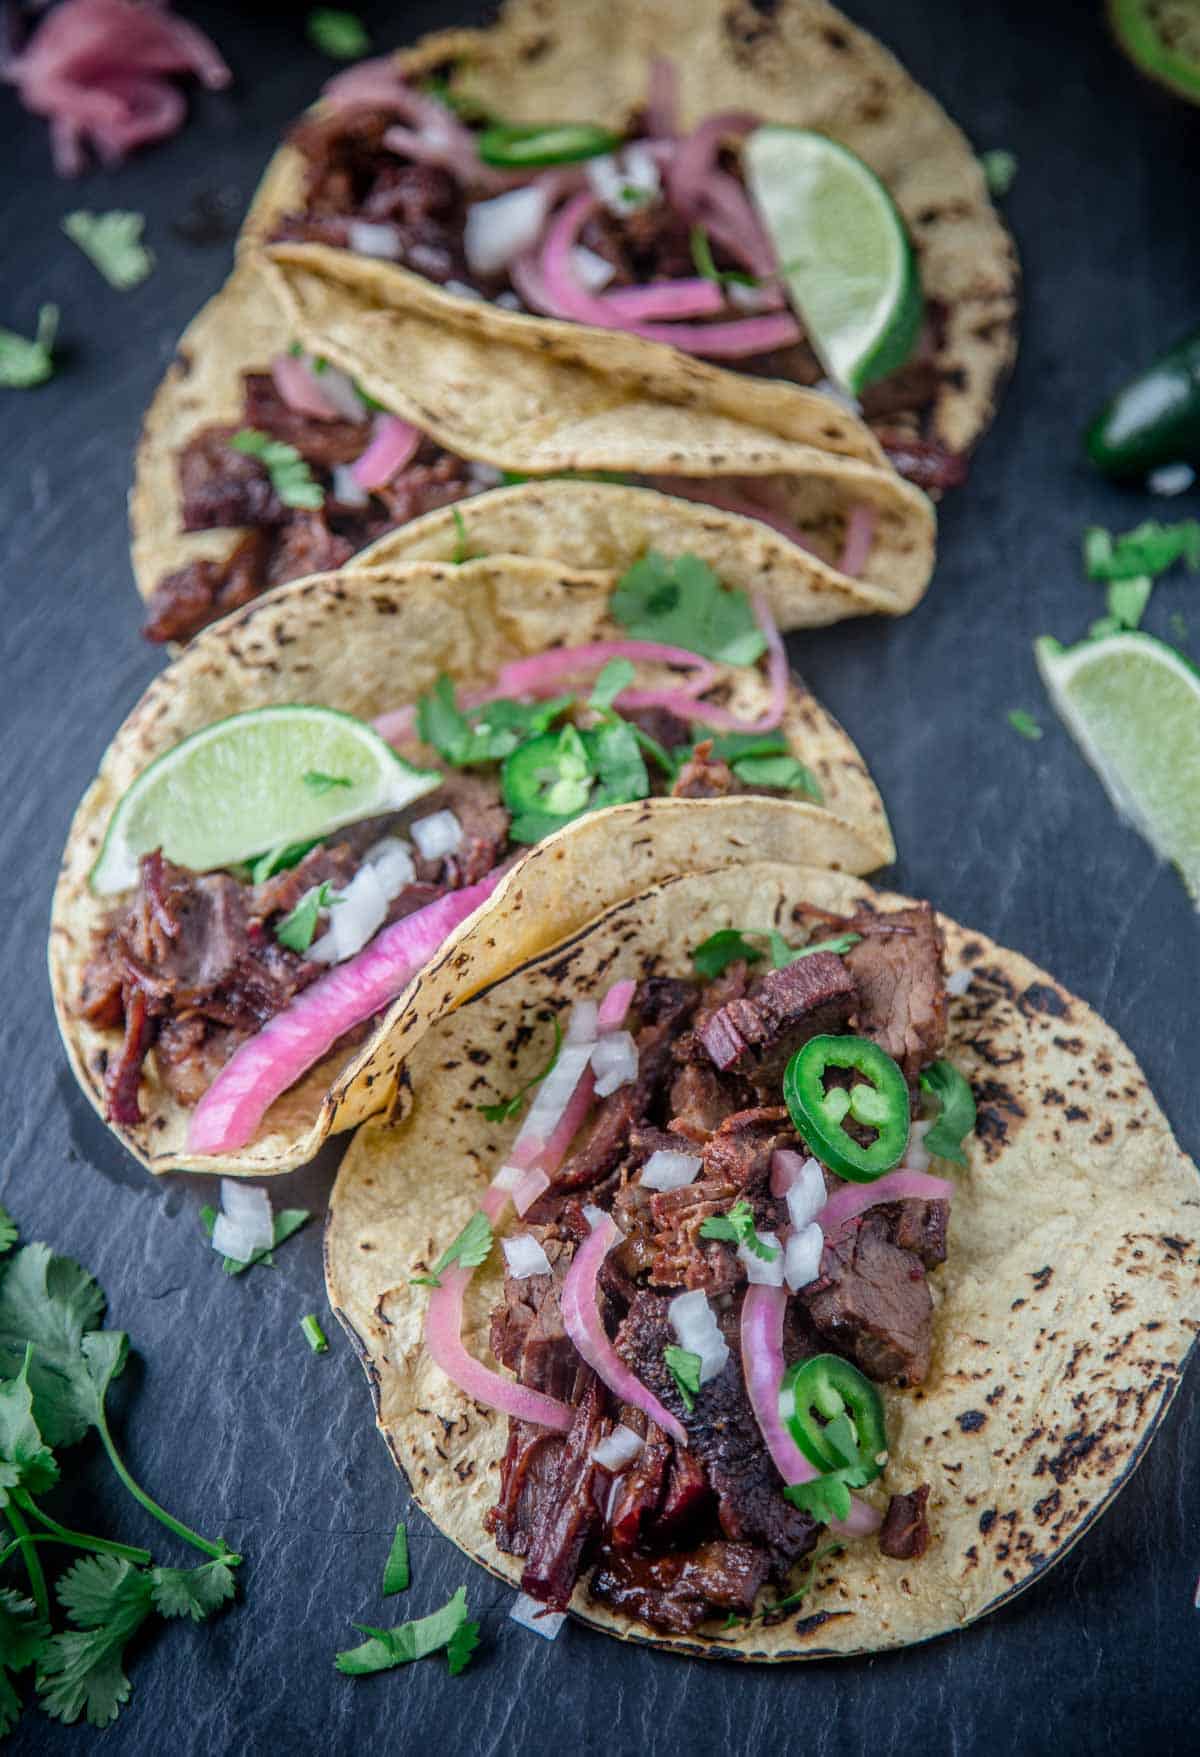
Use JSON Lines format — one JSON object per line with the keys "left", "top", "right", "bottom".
{"left": 2, "top": 2, "right": 1198, "bottom": 1751}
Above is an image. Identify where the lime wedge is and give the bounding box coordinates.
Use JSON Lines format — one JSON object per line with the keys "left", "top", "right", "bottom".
{"left": 1035, "top": 632, "right": 1200, "bottom": 903}
{"left": 1109, "top": 0, "right": 1200, "bottom": 106}
{"left": 744, "top": 126, "right": 923, "bottom": 395}
{"left": 91, "top": 705, "right": 440, "bottom": 894}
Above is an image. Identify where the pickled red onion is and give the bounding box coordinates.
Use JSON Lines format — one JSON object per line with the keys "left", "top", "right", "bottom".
{"left": 561, "top": 1213, "right": 688, "bottom": 1446}
{"left": 351, "top": 415, "right": 422, "bottom": 490}
{"left": 270, "top": 353, "right": 347, "bottom": 421}
{"left": 426, "top": 1265, "right": 574, "bottom": 1432}
{"left": 667, "top": 111, "right": 760, "bottom": 218}
{"left": 494, "top": 641, "right": 720, "bottom": 700}
{"left": 816, "top": 1170, "right": 954, "bottom": 1245}
{"left": 838, "top": 504, "right": 878, "bottom": 579}
{"left": 645, "top": 56, "right": 679, "bottom": 138}
{"left": 648, "top": 477, "right": 827, "bottom": 561}
{"left": 603, "top": 280, "right": 725, "bottom": 321}
{"left": 186, "top": 869, "right": 502, "bottom": 1155}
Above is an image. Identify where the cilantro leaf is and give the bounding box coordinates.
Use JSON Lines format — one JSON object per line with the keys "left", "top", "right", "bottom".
{"left": 691, "top": 928, "right": 764, "bottom": 980}
{"left": 62, "top": 211, "right": 153, "bottom": 290}
{"left": 0, "top": 1208, "right": 17, "bottom": 1256}
{"left": 611, "top": 552, "right": 766, "bottom": 666}
{"left": 663, "top": 1346, "right": 701, "bottom": 1413}
{"left": 689, "top": 223, "right": 758, "bottom": 289}
{"left": 445, "top": 1616, "right": 481, "bottom": 1676}
{"left": 1106, "top": 575, "right": 1153, "bottom": 630}
{"left": 980, "top": 149, "right": 1017, "bottom": 196}
{"left": 307, "top": 7, "right": 370, "bottom": 58}
{"left": 1088, "top": 616, "right": 1123, "bottom": 642}
{"left": 0, "top": 305, "right": 58, "bottom": 389}
{"left": 699, "top": 1198, "right": 780, "bottom": 1262}
{"left": 0, "top": 1345, "right": 59, "bottom": 1504}
{"left": 382, "top": 1522, "right": 409, "bottom": 1596}
{"left": 417, "top": 675, "right": 573, "bottom": 766}
{"left": 588, "top": 657, "right": 636, "bottom": 711}
{"left": 919, "top": 1060, "right": 976, "bottom": 1165}
{"left": 730, "top": 753, "right": 823, "bottom": 800}
{"left": 249, "top": 839, "right": 318, "bottom": 883}
{"left": 199, "top": 1205, "right": 311, "bottom": 1274}
{"left": 230, "top": 429, "right": 324, "bottom": 510}
{"left": 303, "top": 770, "right": 352, "bottom": 794}
{"left": 0, "top": 1589, "right": 49, "bottom": 1735}
{"left": 767, "top": 929, "right": 861, "bottom": 968}
{"left": 409, "top": 1211, "right": 493, "bottom": 1289}
{"left": 589, "top": 716, "right": 649, "bottom": 808}
{"left": 0, "top": 1242, "right": 106, "bottom": 1448}
{"left": 149, "top": 1560, "right": 237, "bottom": 1622}
{"left": 275, "top": 880, "right": 340, "bottom": 954}
{"left": 1007, "top": 709, "right": 1043, "bottom": 740}
{"left": 478, "top": 1014, "right": 562, "bottom": 1122}
{"left": 1083, "top": 519, "right": 1200, "bottom": 582}
{"left": 782, "top": 1464, "right": 873, "bottom": 1526}
{"left": 36, "top": 1556, "right": 154, "bottom": 1729}
{"left": 335, "top": 1586, "right": 472, "bottom": 1675}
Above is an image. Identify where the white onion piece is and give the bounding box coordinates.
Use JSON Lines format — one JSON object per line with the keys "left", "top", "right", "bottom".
{"left": 604, "top": 1473, "right": 625, "bottom": 1523}
{"left": 510, "top": 1592, "right": 566, "bottom": 1640}
{"left": 904, "top": 1118, "right": 933, "bottom": 1173}
{"left": 464, "top": 185, "right": 549, "bottom": 275}
{"left": 348, "top": 219, "right": 402, "bottom": 259}
{"left": 582, "top": 1202, "right": 620, "bottom": 1237}
{"left": 330, "top": 463, "right": 369, "bottom": 508}
{"left": 640, "top": 1149, "right": 703, "bottom": 1192}
{"left": 739, "top": 1232, "right": 784, "bottom": 1286}
{"left": 586, "top": 150, "right": 658, "bottom": 215}
{"left": 522, "top": 1043, "right": 594, "bottom": 1142}
{"left": 590, "top": 1423, "right": 645, "bottom": 1472}
{"left": 946, "top": 967, "right": 973, "bottom": 997}
{"left": 311, "top": 361, "right": 369, "bottom": 421}
{"left": 570, "top": 244, "right": 617, "bottom": 291}
{"left": 591, "top": 1030, "right": 638, "bottom": 1097}
{"left": 565, "top": 999, "right": 599, "bottom": 1044}
{"left": 727, "top": 281, "right": 769, "bottom": 312}
{"left": 365, "top": 836, "right": 416, "bottom": 900}
{"left": 622, "top": 142, "right": 661, "bottom": 195}
{"left": 785, "top": 1157, "right": 827, "bottom": 1232}
{"left": 466, "top": 460, "right": 505, "bottom": 488}
{"left": 784, "top": 1223, "right": 825, "bottom": 1292}
{"left": 502, "top": 1233, "right": 553, "bottom": 1279}
{"left": 495, "top": 290, "right": 522, "bottom": 310}
{"left": 444, "top": 279, "right": 485, "bottom": 300}
{"left": 1149, "top": 462, "right": 1195, "bottom": 496}
{"left": 411, "top": 810, "right": 463, "bottom": 862}
{"left": 667, "top": 1289, "right": 728, "bottom": 1385}
{"left": 211, "top": 1179, "right": 273, "bottom": 1261}
{"left": 310, "top": 865, "right": 388, "bottom": 965}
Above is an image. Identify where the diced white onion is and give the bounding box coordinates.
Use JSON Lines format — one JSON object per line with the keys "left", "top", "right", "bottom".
{"left": 411, "top": 809, "right": 463, "bottom": 862}
{"left": 946, "top": 967, "right": 973, "bottom": 997}
{"left": 784, "top": 1223, "right": 825, "bottom": 1292}
{"left": 444, "top": 279, "right": 485, "bottom": 300}
{"left": 306, "top": 358, "right": 368, "bottom": 421}
{"left": 1148, "top": 462, "right": 1195, "bottom": 497}
{"left": 640, "top": 1149, "right": 703, "bottom": 1193}
{"left": 582, "top": 1203, "right": 623, "bottom": 1238}
{"left": 331, "top": 463, "right": 369, "bottom": 507}
{"left": 586, "top": 147, "right": 659, "bottom": 215}
{"left": 591, "top": 1030, "right": 638, "bottom": 1097}
{"left": 365, "top": 835, "right": 416, "bottom": 900}
{"left": 604, "top": 1473, "right": 625, "bottom": 1523}
{"left": 570, "top": 245, "right": 617, "bottom": 291}
{"left": 509, "top": 1592, "right": 566, "bottom": 1640}
{"left": 211, "top": 1178, "right": 273, "bottom": 1262}
{"left": 464, "top": 185, "right": 549, "bottom": 276}
{"left": 522, "top": 1042, "right": 593, "bottom": 1140}
{"left": 739, "top": 1232, "right": 784, "bottom": 1286}
{"left": 565, "top": 999, "right": 599, "bottom": 1045}
{"left": 785, "top": 1156, "right": 827, "bottom": 1232}
{"left": 314, "top": 863, "right": 389, "bottom": 965}
{"left": 668, "top": 1289, "right": 728, "bottom": 1385}
{"left": 620, "top": 142, "right": 661, "bottom": 199}
{"left": 492, "top": 1164, "right": 523, "bottom": 1192}
{"left": 590, "top": 1423, "right": 645, "bottom": 1472}
{"left": 904, "top": 1118, "right": 933, "bottom": 1173}
{"left": 349, "top": 219, "right": 402, "bottom": 259}
{"left": 502, "top": 1233, "right": 553, "bottom": 1279}
{"left": 466, "top": 460, "right": 505, "bottom": 489}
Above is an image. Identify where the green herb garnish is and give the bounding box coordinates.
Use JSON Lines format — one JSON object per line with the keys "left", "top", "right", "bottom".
{"left": 230, "top": 429, "right": 324, "bottom": 510}
{"left": 0, "top": 305, "right": 58, "bottom": 389}
{"left": 450, "top": 506, "right": 478, "bottom": 564}
{"left": 1007, "top": 708, "right": 1043, "bottom": 740}
{"left": 728, "top": 753, "right": 822, "bottom": 799}
{"left": 782, "top": 1465, "right": 874, "bottom": 1526}
{"left": 300, "top": 1314, "right": 329, "bottom": 1355}
{"left": 409, "top": 1211, "right": 493, "bottom": 1289}
{"left": 335, "top": 1586, "right": 478, "bottom": 1676}
{"left": 382, "top": 1522, "right": 409, "bottom": 1597}
{"left": 698, "top": 1198, "right": 779, "bottom": 1262}
{"left": 249, "top": 839, "right": 318, "bottom": 883}
{"left": 980, "top": 149, "right": 1017, "bottom": 197}
{"left": 588, "top": 657, "right": 637, "bottom": 712}
{"left": 478, "top": 1015, "right": 562, "bottom": 1122}
{"left": 418, "top": 675, "right": 574, "bottom": 767}
{"left": 1106, "top": 575, "right": 1153, "bottom": 630}
{"left": 691, "top": 929, "right": 766, "bottom": 980}
{"left": 0, "top": 1209, "right": 16, "bottom": 1257}
{"left": 662, "top": 1346, "right": 702, "bottom": 1413}
{"left": 307, "top": 7, "right": 370, "bottom": 58}
{"left": 1084, "top": 519, "right": 1200, "bottom": 582}
{"left": 919, "top": 1060, "right": 976, "bottom": 1165}
{"left": 62, "top": 211, "right": 153, "bottom": 290}
{"left": 689, "top": 224, "right": 758, "bottom": 290}
{"left": 767, "top": 929, "right": 860, "bottom": 967}
{"left": 198, "top": 1206, "right": 312, "bottom": 1275}
{"left": 611, "top": 551, "right": 766, "bottom": 666}
{"left": 274, "top": 881, "right": 340, "bottom": 954}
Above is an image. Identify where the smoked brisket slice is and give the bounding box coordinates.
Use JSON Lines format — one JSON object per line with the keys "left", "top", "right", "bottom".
{"left": 589, "top": 1541, "right": 770, "bottom": 1635}
{"left": 879, "top": 1484, "right": 931, "bottom": 1560}
{"left": 694, "top": 953, "right": 856, "bottom": 1085}
{"left": 801, "top": 1210, "right": 934, "bottom": 1387}
{"left": 844, "top": 903, "right": 947, "bottom": 1081}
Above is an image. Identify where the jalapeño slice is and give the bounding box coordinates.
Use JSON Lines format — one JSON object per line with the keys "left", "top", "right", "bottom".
{"left": 779, "top": 1354, "right": 887, "bottom": 1480}
{"left": 501, "top": 722, "right": 646, "bottom": 842}
{"left": 783, "top": 1034, "right": 909, "bottom": 1182}
{"left": 477, "top": 122, "right": 622, "bottom": 167}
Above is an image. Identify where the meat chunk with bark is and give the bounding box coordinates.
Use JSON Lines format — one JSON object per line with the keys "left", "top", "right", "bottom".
{"left": 801, "top": 1210, "right": 934, "bottom": 1387}
{"left": 647, "top": 1177, "right": 739, "bottom": 1293}
{"left": 668, "top": 1060, "right": 739, "bottom": 1142}
{"left": 880, "top": 1198, "right": 950, "bottom": 1269}
{"left": 553, "top": 1003, "right": 682, "bottom": 1193}
{"left": 142, "top": 531, "right": 269, "bottom": 644}
{"left": 695, "top": 953, "right": 856, "bottom": 1085}
{"left": 845, "top": 904, "right": 947, "bottom": 1081}
{"left": 179, "top": 427, "right": 285, "bottom": 530}
{"left": 241, "top": 372, "right": 367, "bottom": 467}
{"left": 879, "top": 1484, "right": 931, "bottom": 1560}
{"left": 671, "top": 738, "right": 736, "bottom": 799}
{"left": 700, "top": 1107, "right": 795, "bottom": 1196}
{"left": 589, "top": 1541, "right": 770, "bottom": 1634}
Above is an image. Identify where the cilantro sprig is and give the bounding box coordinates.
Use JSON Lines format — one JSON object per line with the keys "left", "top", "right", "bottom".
{"left": 417, "top": 675, "right": 573, "bottom": 767}
{"left": 62, "top": 211, "right": 154, "bottom": 290}
{"left": 0, "top": 305, "right": 59, "bottom": 390}
{"left": 336, "top": 1585, "right": 479, "bottom": 1676}
{"left": 663, "top": 1346, "right": 702, "bottom": 1413}
{"left": 1006, "top": 708, "right": 1043, "bottom": 741}
{"left": 919, "top": 1060, "right": 976, "bottom": 1165}
{"left": 698, "top": 1199, "right": 780, "bottom": 1263}
{"left": 274, "top": 881, "right": 340, "bottom": 954}
{"left": 611, "top": 552, "right": 766, "bottom": 666}
{"left": 478, "top": 1015, "right": 563, "bottom": 1122}
{"left": 307, "top": 7, "right": 370, "bottom": 58}
{"left": 409, "top": 1211, "right": 494, "bottom": 1289}
{"left": 230, "top": 429, "right": 324, "bottom": 510}
{"left": 691, "top": 926, "right": 859, "bottom": 980}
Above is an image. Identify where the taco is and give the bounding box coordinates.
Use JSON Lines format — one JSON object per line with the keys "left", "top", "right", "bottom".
{"left": 237, "top": 0, "right": 1017, "bottom": 494}
{"left": 133, "top": 252, "right": 934, "bottom": 645}
{"left": 49, "top": 554, "right": 891, "bottom": 1177}
{"left": 325, "top": 859, "right": 1200, "bottom": 1656}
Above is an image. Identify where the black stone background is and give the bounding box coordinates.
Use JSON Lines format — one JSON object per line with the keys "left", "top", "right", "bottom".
{"left": 2, "top": 2, "right": 1199, "bottom": 1751}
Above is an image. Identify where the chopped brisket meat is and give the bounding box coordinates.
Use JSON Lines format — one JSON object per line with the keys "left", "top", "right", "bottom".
{"left": 105, "top": 986, "right": 153, "bottom": 1126}
{"left": 407, "top": 772, "right": 511, "bottom": 889}
{"left": 264, "top": 511, "right": 355, "bottom": 586}
{"left": 142, "top": 531, "right": 269, "bottom": 644}
{"left": 647, "top": 1177, "right": 739, "bottom": 1293}
{"left": 844, "top": 903, "right": 947, "bottom": 1081}
{"left": 881, "top": 1197, "right": 950, "bottom": 1270}
{"left": 589, "top": 1540, "right": 770, "bottom": 1634}
{"left": 801, "top": 1210, "right": 934, "bottom": 1387}
{"left": 374, "top": 453, "right": 474, "bottom": 526}
{"left": 179, "top": 427, "right": 286, "bottom": 531}
{"left": 241, "top": 371, "right": 368, "bottom": 467}
{"left": 875, "top": 431, "right": 969, "bottom": 493}
{"left": 700, "top": 1106, "right": 794, "bottom": 1196}
{"left": 519, "top": 1375, "right": 607, "bottom": 1609}
{"left": 624, "top": 704, "right": 692, "bottom": 754}
{"left": 655, "top": 1447, "right": 711, "bottom": 1540}
{"left": 694, "top": 953, "right": 856, "bottom": 1085}
{"left": 606, "top": 1417, "right": 670, "bottom": 1551}
{"left": 879, "top": 1484, "right": 931, "bottom": 1560}
{"left": 552, "top": 1001, "right": 683, "bottom": 1193}
{"left": 671, "top": 738, "right": 736, "bottom": 799}
{"left": 668, "top": 1060, "right": 739, "bottom": 1142}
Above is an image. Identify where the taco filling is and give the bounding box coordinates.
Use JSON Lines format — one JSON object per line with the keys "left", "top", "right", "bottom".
{"left": 413, "top": 901, "right": 969, "bottom": 1634}
{"left": 268, "top": 57, "right": 967, "bottom": 493}
{"left": 77, "top": 569, "right": 831, "bottom": 1155}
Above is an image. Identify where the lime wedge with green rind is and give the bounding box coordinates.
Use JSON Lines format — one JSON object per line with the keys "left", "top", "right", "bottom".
{"left": 1035, "top": 632, "right": 1200, "bottom": 904}
{"left": 744, "top": 126, "right": 923, "bottom": 395}
{"left": 1109, "top": 0, "right": 1200, "bottom": 105}
{"left": 91, "top": 705, "right": 440, "bottom": 895}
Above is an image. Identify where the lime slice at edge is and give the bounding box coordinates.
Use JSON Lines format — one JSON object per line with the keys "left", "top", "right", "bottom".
{"left": 91, "top": 704, "right": 440, "bottom": 894}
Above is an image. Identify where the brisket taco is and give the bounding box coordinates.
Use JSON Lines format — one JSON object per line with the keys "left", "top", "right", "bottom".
{"left": 49, "top": 554, "right": 890, "bottom": 1176}
{"left": 325, "top": 859, "right": 1199, "bottom": 1655}
{"left": 133, "top": 252, "right": 934, "bottom": 645}
{"left": 236, "top": 0, "right": 1016, "bottom": 494}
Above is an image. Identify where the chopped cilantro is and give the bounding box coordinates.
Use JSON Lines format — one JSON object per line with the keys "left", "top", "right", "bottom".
{"left": 1083, "top": 519, "right": 1200, "bottom": 582}
{"left": 199, "top": 1205, "right": 311, "bottom": 1275}
{"left": 663, "top": 1346, "right": 702, "bottom": 1413}
{"left": 767, "top": 929, "right": 860, "bottom": 967}
{"left": 1088, "top": 616, "right": 1123, "bottom": 642}
{"left": 730, "top": 753, "right": 823, "bottom": 799}
{"left": 1007, "top": 708, "right": 1043, "bottom": 740}
{"left": 335, "top": 1586, "right": 477, "bottom": 1675}
{"left": 0, "top": 1589, "right": 49, "bottom": 1735}
{"left": 478, "top": 1015, "right": 562, "bottom": 1122}
{"left": 450, "top": 506, "right": 478, "bottom": 564}
{"left": 148, "top": 1559, "right": 237, "bottom": 1622}
{"left": 588, "top": 657, "right": 637, "bottom": 712}
{"left": 382, "top": 1523, "right": 409, "bottom": 1596}
{"left": 303, "top": 770, "right": 352, "bottom": 794}
{"left": 782, "top": 1465, "right": 873, "bottom": 1526}
{"left": 249, "top": 839, "right": 318, "bottom": 883}
{"left": 274, "top": 880, "right": 340, "bottom": 954}
{"left": 699, "top": 1198, "right": 780, "bottom": 1262}
{"left": 307, "top": 7, "right": 370, "bottom": 58}
{"left": 980, "top": 149, "right": 1017, "bottom": 197}
{"left": 701, "top": 729, "right": 791, "bottom": 762}
{"left": 691, "top": 928, "right": 765, "bottom": 980}
{"left": 417, "top": 675, "right": 572, "bottom": 767}
{"left": 300, "top": 1314, "right": 329, "bottom": 1355}
{"left": 1106, "top": 575, "right": 1153, "bottom": 630}
{"left": 919, "top": 1060, "right": 976, "bottom": 1165}
{"left": 446, "top": 1615, "right": 482, "bottom": 1676}
{"left": 611, "top": 551, "right": 766, "bottom": 666}
{"left": 689, "top": 224, "right": 758, "bottom": 289}
{"left": 62, "top": 211, "right": 153, "bottom": 290}
{"left": 0, "top": 304, "right": 58, "bottom": 389}
{"left": 588, "top": 716, "right": 649, "bottom": 808}
{"left": 409, "top": 1211, "right": 493, "bottom": 1289}
{"left": 230, "top": 429, "right": 324, "bottom": 510}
